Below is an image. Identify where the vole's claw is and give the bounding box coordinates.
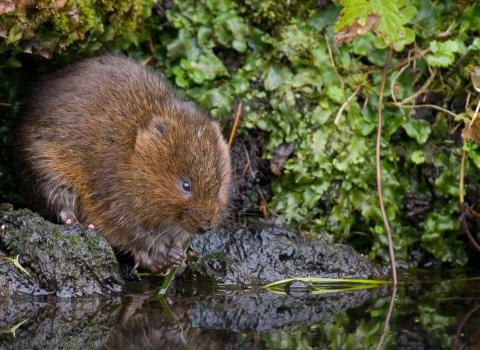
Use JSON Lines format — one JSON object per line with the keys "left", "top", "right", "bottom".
{"left": 59, "top": 209, "right": 79, "bottom": 225}
{"left": 168, "top": 247, "right": 186, "bottom": 266}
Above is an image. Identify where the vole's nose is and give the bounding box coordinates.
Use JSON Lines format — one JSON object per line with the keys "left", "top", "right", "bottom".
{"left": 198, "top": 219, "right": 213, "bottom": 234}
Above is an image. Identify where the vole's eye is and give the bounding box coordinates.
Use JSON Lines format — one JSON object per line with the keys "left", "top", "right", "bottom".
{"left": 182, "top": 180, "right": 192, "bottom": 192}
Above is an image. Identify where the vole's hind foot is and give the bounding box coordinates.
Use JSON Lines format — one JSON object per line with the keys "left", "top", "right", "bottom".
{"left": 47, "top": 185, "right": 79, "bottom": 225}
{"left": 59, "top": 209, "right": 79, "bottom": 225}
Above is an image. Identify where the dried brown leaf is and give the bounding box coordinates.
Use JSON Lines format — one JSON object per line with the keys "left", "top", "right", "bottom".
{"left": 334, "top": 13, "right": 379, "bottom": 46}
{"left": 462, "top": 117, "right": 480, "bottom": 145}
{"left": 0, "top": 0, "right": 15, "bottom": 15}
{"left": 270, "top": 143, "right": 294, "bottom": 176}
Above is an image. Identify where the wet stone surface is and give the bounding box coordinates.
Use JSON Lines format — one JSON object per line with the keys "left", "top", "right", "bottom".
{"left": 186, "top": 287, "right": 388, "bottom": 332}
{"left": 0, "top": 296, "right": 121, "bottom": 349}
{"left": 0, "top": 206, "right": 124, "bottom": 297}
{"left": 187, "top": 224, "right": 386, "bottom": 285}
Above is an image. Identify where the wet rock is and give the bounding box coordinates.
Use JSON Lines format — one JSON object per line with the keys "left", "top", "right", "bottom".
{"left": 188, "top": 224, "right": 386, "bottom": 285}
{"left": 187, "top": 287, "right": 388, "bottom": 333}
{"left": 0, "top": 296, "right": 121, "bottom": 349}
{"left": 0, "top": 206, "right": 123, "bottom": 297}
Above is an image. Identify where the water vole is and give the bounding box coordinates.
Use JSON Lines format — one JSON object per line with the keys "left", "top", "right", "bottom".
{"left": 15, "top": 55, "right": 232, "bottom": 274}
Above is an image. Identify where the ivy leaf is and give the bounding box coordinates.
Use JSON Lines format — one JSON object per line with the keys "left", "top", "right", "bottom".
{"left": 469, "top": 37, "right": 480, "bottom": 51}
{"left": 334, "top": 0, "right": 416, "bottom": 50}
{"left": 410, "top": 150, "right": 425, "bottom": 164}
{"left": 264, "top": 65, "right": 292, "bottom": 91}
{"left": 403, "top": 118, "right": 431, "bottom": 144}
{"left": 180, "top": 53, "right": 228, "bottom": 83}
{"left": 426, "top": 40, "right": 465, "bottom": 68}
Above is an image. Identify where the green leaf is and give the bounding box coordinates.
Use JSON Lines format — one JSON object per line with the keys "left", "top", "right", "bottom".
{"left": 410, "top": 150, "right": 425, "bottom": 164}
{"left": 426, "top": 40, "right": 466, "bottom": 68}
{"left": 334, "top": 0, "right": 416, "bottom": 49}
{"left": 403, "top": 118, "right": 431, "bottom": 144}
{"left": 264, "top": 65, "right": 291, "bottom": 91}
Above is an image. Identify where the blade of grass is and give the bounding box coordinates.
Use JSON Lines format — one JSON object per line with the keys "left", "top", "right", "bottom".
{"left": 262, "top": 277, "right": 389, "bottom": 290}
{"left": 158, "top": 241, "right": 190, "bottom": 296}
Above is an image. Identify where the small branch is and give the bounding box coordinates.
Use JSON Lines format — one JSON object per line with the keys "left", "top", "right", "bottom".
{"left": 467, "top": 96, "right": 480, "bottom": 129}
{"left": 389, "top": 103, "right": 459, "bottom": 119}
{"left": 390, "top": 64, "right": 410, "bottom": 104}
{"left": 243, "top": 145, "right": 268, "bottom": 217}
{"left": 362, "top": 48, "right": 430, "bottom": 74}
{"left": 398, "top": 70, "right": 437, "bottom": 106}
{"left": 375, "top": 285, "right": 397, "bottom": 350}
{"left": 324, "top": 32, "right": 345, "bottom": 91}
{"left": 376, "top": 46, "right": 397, "bottom": 285}
{"left": 228, "top": 102, "right": 243, "bottom": 147}
{"left": 460, "top": 204, "right": 480, "bottom": 254}
{"left": 454, "top": 303, "right": 480, "bottom": 350}
{"left": 334, "top": 86, "right": 361, "bottom": 125}
{"left": 141, "top": 56, "right": 153, "bottom": 66}
{"left": 459, "top": 149, "right": 466, "bottom": 205}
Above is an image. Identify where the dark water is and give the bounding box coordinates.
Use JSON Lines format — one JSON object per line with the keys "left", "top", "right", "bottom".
{"left": 1, "top": 270, "right": 479, "bottom": 349}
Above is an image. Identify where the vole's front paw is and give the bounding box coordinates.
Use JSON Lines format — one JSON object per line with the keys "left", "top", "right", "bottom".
{"left": 167, "top": 247, "right": 186, "bottom": 274}
{"left": 132, "top": 248, "right": 186, "bottom": 275}
{"left": 133, "top": 250, "right": 170, "bottom": 275}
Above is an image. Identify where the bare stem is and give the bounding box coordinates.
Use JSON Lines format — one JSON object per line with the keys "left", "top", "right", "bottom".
{"left": 324, "top": 32, "right": 345, "bottom": 91}
{"left": 228, "top": 102, "right": 243, "bottom": 147}
{"left": 334, "top": 86, "right": 361, "bottom": 125}
{"left": 376, "top": 47, "right": 397, "bottom": 285}
{"left": 459, "top": 149, "right": 466, "bottom": 205}
{"left": 375, "top": 285, "right": 397, "bottom": 350}
{"left": 389, "top": 103, "right": 459, "bottom": 119}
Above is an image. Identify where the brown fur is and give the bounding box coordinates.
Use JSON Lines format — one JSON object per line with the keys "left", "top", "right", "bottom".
{"left": 14, "top": 55, "right": 231, "bottom": 273}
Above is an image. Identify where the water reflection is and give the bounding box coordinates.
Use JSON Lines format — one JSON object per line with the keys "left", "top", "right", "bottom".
{"left": 1, "top": 273, "right": 480, "bottom": 349}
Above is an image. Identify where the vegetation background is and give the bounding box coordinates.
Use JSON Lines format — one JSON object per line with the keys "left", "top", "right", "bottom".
{"left": 1, "top": 0, "right": 480, "bottom": 271}
{"left": 2, "top": 1, "right": 480, "bottom": 348}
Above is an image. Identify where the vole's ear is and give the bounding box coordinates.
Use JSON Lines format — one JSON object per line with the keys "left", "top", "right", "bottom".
{"left": 153, "top": 120, "right": 164, "bottom": 134}
{"left": 135, "top": 116, "right": 165, "bottom": 151}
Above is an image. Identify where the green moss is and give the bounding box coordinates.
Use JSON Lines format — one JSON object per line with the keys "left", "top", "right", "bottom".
{"left": 0, "top": 0, "right": 155, "bottom": 60}
{"left": 1, "top": 0, "right": 480, "bottom": 269}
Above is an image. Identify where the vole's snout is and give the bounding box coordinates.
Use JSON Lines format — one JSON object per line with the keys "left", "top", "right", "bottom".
{"left": 196, "top": 218, "right": 213, "bottom": 234}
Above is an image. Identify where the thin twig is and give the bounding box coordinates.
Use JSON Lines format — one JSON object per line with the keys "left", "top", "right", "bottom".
{"left": 454, "top": 303, "right": 480, "bottom": 350}
{"left": 459, "top": 150, "right": 466, "bottom": 205}
{"left": 460, "top": 204, "right": 480, "bottom": 254}
{"left": 324, "top": 32, "right": 345, "bottom": 91}
{"left": 375, "top": 285, "right": 397, "bottom": 350}
{"left": 0, "top": 102, "right": 12, "bottom": 107}
{"left": 141, "top": 56, "right": 153, "bottom": 66}
{"left": 362, "top": 48, "right": 430, "bottom": 74}
{"left": 460, "top": 98, "right": 480, "bottom": 205}
{"left": 390, "top": 64, "right": 410, "bottom": 104}
{"left": 376, "top": 46, "right": 397, "bottom": 285}
{"left": 228, "top": 102, "right": 243, "bottom": 147}
{"left": 334, "top": 86, "right": 361, "bottom": 125}
{"left": 243, "top": 145, "right": 268, "bottom": 217}
{"left": 465, "top": 92, "right": 471, "bottom": 112}
{"left": 467, "top": 97, "right": 480, "bottom": 129}
{"left": 398, "top": 70, "right": 437, "bottom": 106}
{"left": 389, "top": 103, "right": 459, "bottom": 119}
